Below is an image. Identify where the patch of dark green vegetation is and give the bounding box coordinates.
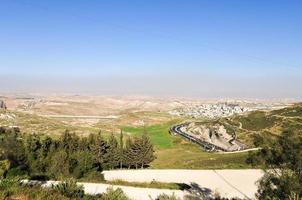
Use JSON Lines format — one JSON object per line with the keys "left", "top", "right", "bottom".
{"left": 271, "top": 103, "right": 302, "bottom": 117}
{"left": 0, "top": 127, "right": 155, "bottom": 181}
{"left": 233, "top": 111, "right": 279, "bottom": 131}
{"left": 247, "top": 130, "right": 302, "bottom": 199}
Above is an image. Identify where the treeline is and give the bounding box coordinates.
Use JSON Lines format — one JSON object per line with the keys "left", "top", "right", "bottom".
{"left": 0, "top": 127, "right": 155, "bottom": 180}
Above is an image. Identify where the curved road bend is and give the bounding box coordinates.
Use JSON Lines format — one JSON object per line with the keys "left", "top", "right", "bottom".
{"left": 171, "top": 124, "right": 260, "bottom": 153}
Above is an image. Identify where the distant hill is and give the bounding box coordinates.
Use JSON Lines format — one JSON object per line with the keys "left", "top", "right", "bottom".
{"left": 199, "top": 103, "right": 302, "bottom": 146}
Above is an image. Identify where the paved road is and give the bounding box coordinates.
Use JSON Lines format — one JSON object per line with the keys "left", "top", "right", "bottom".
{"left": 171, "top": 123, "right": 260, "bottom": 153}
{"left": 170, "top": 123, "right": 226, "bottom": 152}
{"left": 103, "top": 169, "right": 264, "bottom": 199}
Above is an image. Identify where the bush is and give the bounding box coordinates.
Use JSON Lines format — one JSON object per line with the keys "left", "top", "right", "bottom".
{"left": 100, "top": 187, "right": 130, "bottom": 200}
{"left": 0, "top": 178, "right": 20, "bottom": 199}
{"left": 0, "top": 160, "right": 10, "bottom": 178}
{"left": 23, "top": 186, "right": 70, "bottom": 200}
{"left": 6, "top": 167, "right": 28, "bottom": 178}
{"left": 82, "top": 170, "right": 105, "bottom": 182}
{"left": 52, "top": 178, "right": 85, "bottom": 198}
{"left": 156, "top": 193, "right": 181, "bottom": 200}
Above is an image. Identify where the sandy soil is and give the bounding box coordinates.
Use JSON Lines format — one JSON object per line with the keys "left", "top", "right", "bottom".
{"left": 103, "top": 169, "right": 264, "bottom": 199}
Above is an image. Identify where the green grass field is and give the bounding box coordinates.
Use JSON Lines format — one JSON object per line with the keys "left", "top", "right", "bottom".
{"left": 122, "top": 122, "right": 176, "bottom": 149}
{"left": 122, "top": 122, "right": 252, "bottom": 169}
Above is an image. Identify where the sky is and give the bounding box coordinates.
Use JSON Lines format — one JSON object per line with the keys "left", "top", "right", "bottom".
{"left": 0, "top": 0, "right": 301, "bottom": 98}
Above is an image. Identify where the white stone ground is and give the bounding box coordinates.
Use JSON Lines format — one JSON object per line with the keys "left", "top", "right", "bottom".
{"left": 24, "top": 180, "right": 185, "bottom": 200}
{"left": 103, "top": 169, "right": 264, "bottom": 199}
{"left": 24, "top": 169, "right": 263, "bottom": 200}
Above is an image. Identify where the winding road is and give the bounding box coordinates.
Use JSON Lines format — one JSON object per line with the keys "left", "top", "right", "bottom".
{"left": 171, "top": 123, "right": 231, "bottom": 152}
{"left": 171, "top": 123, "right": 260, "bottom": 153}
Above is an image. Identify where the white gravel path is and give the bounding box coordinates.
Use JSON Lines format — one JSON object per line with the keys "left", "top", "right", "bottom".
{"left": 24, "top": 180, "right": 186, "bottom": 200}
{"left": 103, "top": 169, "right": 264, "bottom": 199}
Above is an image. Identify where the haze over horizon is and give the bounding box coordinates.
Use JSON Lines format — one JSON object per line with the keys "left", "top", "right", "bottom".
{"left": 1, "top": 0, "right": 301, "bottom": 99}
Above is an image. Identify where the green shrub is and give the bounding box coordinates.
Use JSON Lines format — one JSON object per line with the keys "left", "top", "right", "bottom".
{"left": 52, "top": 178, "right": 85, "bottom": 198}
{"left": 100, "top": 187, "right": 130, "bottom": 200}
{"left": 23, "top": 186, "right": 70, "bottom": 200}
{"left": 82, "top": 170, "right": 105, "bottom": 182}
{"left": 0, "top": 160, "right": 10, "bottom": 178}
{"left": 0, "top": 178, "right": 20, "bottom": 199}
{"left": 6, "top": 167, "right": 28, "bottom": 178}
{"left": 156, "top": 193, "right": 181, "bottom": 200}
{"left": 0, "top": 178, "right": 20, "bottom": 190}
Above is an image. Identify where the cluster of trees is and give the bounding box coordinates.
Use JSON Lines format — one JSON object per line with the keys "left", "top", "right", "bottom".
{"left": 247, "top": 130, "right": 302, "bottom": 199}
{"left": 0, "top": 127, "right": 155, "bottom": 180}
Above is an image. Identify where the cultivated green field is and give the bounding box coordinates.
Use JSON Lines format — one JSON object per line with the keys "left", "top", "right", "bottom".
{"left": 122, "top": 122, "right": 251, "bottom": 169}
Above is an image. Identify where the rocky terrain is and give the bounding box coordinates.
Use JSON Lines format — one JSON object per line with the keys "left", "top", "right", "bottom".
{"left": 179, "top": 122, "right": 246, "bottom": 151}
{"left": 0, "top": 95, "right": 295, "bottom": 131}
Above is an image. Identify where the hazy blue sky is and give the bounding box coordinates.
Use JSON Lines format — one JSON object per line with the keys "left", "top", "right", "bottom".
{"left": 0, "top": 0, "right": 301, "bottom": 98}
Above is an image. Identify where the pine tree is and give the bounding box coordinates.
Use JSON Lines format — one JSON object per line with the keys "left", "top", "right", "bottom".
{"left": 139, "top": 133, "right": 155, "bottom": 168}
{"left": 49, "top": 149, "right": 70, "bottom": 178}
{"left": 25, "top": 134, "right": 41, "bottom": 160}
{"left": 119, "top": 130, "right": 124, "bottom": 169}
{"left": 107, "top": 134, "right": 120, "bottom": 169}
{"left": 60, "top": 130, "right": 80, "bottom": 155}
{"left": 40, "top": 136, "right": 53, "bottom": 157}
{"left": 90, "top": 134, "right": 110, "bottom": 171}
{"left": 127, "top": 137, "right": 142, "bottom": 169}
{"left": 124, "top": 137, "right": 135, "bottom": 169}
{"left": 0, "top": 131, "right": 28, "bottom": 169}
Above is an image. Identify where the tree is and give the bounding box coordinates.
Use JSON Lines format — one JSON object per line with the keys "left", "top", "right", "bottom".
{"left": 139, "top": 134, "right": 155, "bottom": 168}
{"left": 106, "top": 134, "right": 119, "bottom": 169}
{"left": 49, "top": 150, "right": 70, "bottom": 179}
{"left": 40, "top": 136, "right": 53, "bottom": 157}
{"left": 123, "top": 134, "right": 155, "bottom": 169}
{"left": 60, "top": 130, "right": 80, "bottom": 154}
{"left": 25, "top": 134, "right": 41, "bottom": 159}
{"left": 124, "top": 137, "right": 135, "bottom": 169}
{"left": 70, "top": 150, "right": 96, "bottom": 178}
{"left": 90, "top": 134, "right": 110, "bottom": 171}
{"left": 25, "top": 134, "right": 42, "bottom": 174}
{"left": 119, "top": 130, "right": 124, "bottom": 169}
{"left": 0, "top": 131, "right": 27, "bottom": 170}
{"left": 247, "top": 130, "right": 302, "bottom": 199}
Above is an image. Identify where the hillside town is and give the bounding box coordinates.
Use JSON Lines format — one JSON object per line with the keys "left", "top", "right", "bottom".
{"left": 169, "top": 103, "right": 253, "bottom": 119}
